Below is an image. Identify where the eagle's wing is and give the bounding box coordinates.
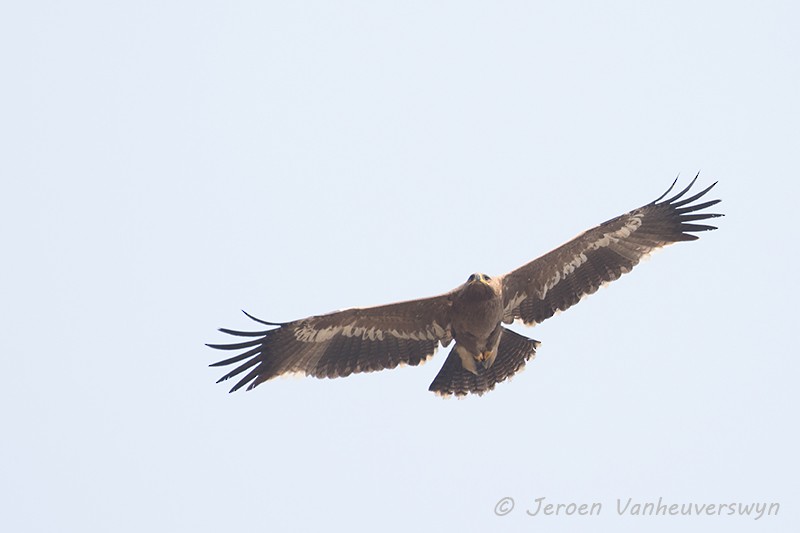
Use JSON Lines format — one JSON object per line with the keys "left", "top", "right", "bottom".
{"left": 208, "top": 293, "right": 454, "bottom": 392}
{"left": 500, "top": 176, "right": 722, "bottom": 326}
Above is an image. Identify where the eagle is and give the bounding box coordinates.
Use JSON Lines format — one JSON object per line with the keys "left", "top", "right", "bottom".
{"left": 209, "top": 176, "right": 722, "bottom": 396}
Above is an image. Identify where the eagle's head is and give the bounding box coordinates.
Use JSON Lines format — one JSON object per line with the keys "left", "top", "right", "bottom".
{"left": 466, "top": 273, "right": 492, "bottom": 285}
{"left": 464, "top": 273, "right": 501, "bottom": 298}
{"left": 459, "top": 272, "right": 502, "bottom": 308}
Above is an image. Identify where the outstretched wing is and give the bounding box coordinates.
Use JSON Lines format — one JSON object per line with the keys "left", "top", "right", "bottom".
{"left": 208, "top": 294, "right": 454, "bottom": 392}
{"left": 501, "top": 176, "right": 722, "bottom": 326}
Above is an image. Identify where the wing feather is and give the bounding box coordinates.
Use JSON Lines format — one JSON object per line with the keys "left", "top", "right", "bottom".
{"left": 501, "top": 175, "right": 722, "bottom": 325}
{"left": 208, "top": 294, "right": 454, "bottom": 392}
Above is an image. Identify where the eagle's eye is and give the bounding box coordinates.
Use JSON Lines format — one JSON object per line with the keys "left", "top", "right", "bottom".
{"left": 467, "top": 274, "right": 476, "bottom": 282}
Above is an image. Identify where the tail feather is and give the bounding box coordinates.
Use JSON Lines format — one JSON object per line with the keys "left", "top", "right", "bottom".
{"left": 428, "top": 328, "right": 539, "bottom": 396}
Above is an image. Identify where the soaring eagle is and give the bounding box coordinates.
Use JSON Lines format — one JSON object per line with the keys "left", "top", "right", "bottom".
{"left": 209, "top": 177, "right": 721, "bottom": 396}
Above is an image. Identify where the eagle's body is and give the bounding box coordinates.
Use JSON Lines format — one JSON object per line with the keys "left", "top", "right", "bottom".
{"left": 209, "top": 177, "right": 722, "bottom": 396}
{"left": 450, "top": 274, "right": 505, "bottom": 374}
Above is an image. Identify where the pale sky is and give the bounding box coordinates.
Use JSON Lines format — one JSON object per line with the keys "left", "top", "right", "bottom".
{"left": 2, "top": 1, "right": 798, "bottom": 532}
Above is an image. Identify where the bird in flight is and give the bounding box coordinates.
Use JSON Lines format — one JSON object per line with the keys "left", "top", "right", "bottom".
{"left": 209, "top": 176, "right": 722, "bottom": 396}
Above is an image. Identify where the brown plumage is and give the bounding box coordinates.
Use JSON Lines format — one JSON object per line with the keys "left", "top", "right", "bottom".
{"left": 208, "top": 176, "right": 722, "bottom": 396}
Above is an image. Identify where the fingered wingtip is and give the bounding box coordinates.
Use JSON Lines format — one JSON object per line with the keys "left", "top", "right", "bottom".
{"left": 653, "top": 175, "right": 680, "bottom": 204}
{"left": 653, "top": 172, "right": 722, "bottom": 209}
{"left": 241, "top": 309, "right": 284, "bottom": 326}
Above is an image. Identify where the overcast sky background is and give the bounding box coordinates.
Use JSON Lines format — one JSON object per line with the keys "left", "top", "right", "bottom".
{"left": 2, "top": 1, "right": 798, "bottom": 532}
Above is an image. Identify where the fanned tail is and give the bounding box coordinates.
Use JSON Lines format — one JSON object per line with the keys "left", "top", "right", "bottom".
{"left": 428, "top": 328, "right": 539, "bottom": 397}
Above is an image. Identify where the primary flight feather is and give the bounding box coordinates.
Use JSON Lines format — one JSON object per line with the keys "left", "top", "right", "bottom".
{"left": 209, "top": 176, "right": 722, "bottom": 396}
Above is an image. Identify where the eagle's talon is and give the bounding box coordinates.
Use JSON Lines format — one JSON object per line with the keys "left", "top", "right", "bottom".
{"left": 474, "top": 351, "right": 495, "bottom": 370}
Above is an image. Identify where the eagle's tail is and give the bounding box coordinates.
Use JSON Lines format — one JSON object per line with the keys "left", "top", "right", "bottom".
{"left": 428, "top": 328, "right": 540, "bottom": 397}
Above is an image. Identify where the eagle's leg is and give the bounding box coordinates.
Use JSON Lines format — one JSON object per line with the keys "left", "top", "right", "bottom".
{"left": 477, "top": 324, "right": 503, "bottom": 369}
{"left": 460, "top": 324, "right": 503, "bottom": 373}
{"left": 455, "top": 344, "right": 480, "bottom": 375}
